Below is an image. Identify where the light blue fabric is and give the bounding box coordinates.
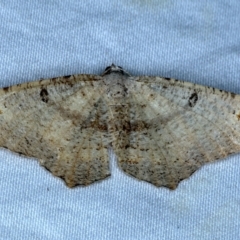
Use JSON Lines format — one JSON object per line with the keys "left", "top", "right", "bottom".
{"left": 0, "top": 1, "right": 240, "bottom": 239}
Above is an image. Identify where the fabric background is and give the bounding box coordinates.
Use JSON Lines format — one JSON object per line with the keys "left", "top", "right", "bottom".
{"left": 0, "top": 1, "right": 240, "bottom": 239}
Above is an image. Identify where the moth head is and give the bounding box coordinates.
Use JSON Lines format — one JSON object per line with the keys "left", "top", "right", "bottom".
{"left": 102, "top": 64, "right": 130, "bottom": 76}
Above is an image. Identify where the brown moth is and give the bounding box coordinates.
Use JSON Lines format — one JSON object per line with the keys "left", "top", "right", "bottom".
{"left": 0, "top": 64, "right": 239, "bottom": 189}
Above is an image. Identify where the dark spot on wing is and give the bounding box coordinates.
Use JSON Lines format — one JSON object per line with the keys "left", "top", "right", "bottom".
{"left": 236, "top": 113, "right": 240, "bottom": 121}
{"left": 63, "top": 75, "right": 71, "bottom": 78}
{"left": 231, "top": 92, "right": 236, "bottom": 99}
{"left": 3, "top": 87, "right": 9, "bottom": 92}
{"left": 188, "top": 92, "right": 198, "bottom": 107}
{"left": 25, "top": 137, "right": 30, "bottom": 145}
{"left": 40, "top": 88, "right": 49, "bottom": 103}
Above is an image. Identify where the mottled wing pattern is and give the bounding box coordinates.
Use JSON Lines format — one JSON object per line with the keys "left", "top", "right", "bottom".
{"left": 114, "top": 76, "right": 240, "bottom": 189}
{"left": 0, "top": 74, "right": 110, "bottom": 187}
{"left": 1, "top": 64, "right": 240, "bottom": 189}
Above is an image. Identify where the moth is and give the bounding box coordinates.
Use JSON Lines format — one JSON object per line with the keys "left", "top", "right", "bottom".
{"left": 0, "top": 64, "right": 239, "bottom": 189}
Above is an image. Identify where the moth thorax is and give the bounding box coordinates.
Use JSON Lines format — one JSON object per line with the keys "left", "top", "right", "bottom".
{"left": 107, "top": 83, "right": 128, "bottom": 99}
